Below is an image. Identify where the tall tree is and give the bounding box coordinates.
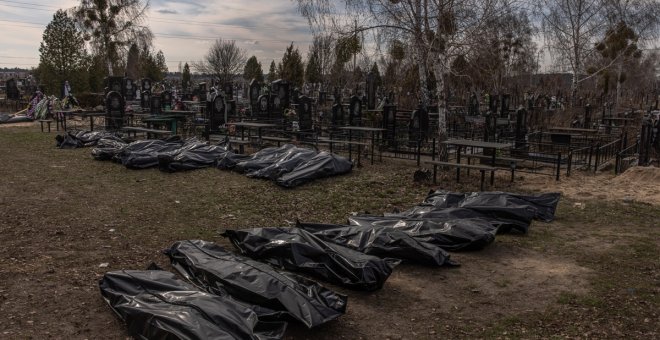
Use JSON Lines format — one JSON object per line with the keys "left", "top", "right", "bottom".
{"left": 243, "top": 56, "right": 264, "bottom": 82}
{"left": 194, "top": 39, "right": 247, "bottom": 84}
{"left": 73, "top": 0, "right": 153, "bottom": 76}
{"left": 267, "top": 60, "right": 277, "bottom": 82}
{"left": 279, "top": 43, "right": 305, "bottom": 86}
{"left": 38, "top": 9, "right": 88, "bottom": 96}
{"left": 125, "top": 43, "right": 140, "bottom": 80}
{"left": 305, "top": 50, "right": 323, "bottom": 84}
{"left": 182, "top": 62, "right": 191, "bottom": 90}
{"left": 139, "top": 48, "right": 166, "bottom": 81}
{"left": 309, "top": 34, "right": 335, "bottom": 85}
{"left": 537, "top": 0, "right": 605, "bottom": 104}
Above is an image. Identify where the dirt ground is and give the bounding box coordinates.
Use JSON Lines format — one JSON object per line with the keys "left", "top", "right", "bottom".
{"left": 0, "top": 123, "right": 658, "bottom": 339}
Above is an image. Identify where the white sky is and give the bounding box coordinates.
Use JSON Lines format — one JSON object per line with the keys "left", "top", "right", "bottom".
{"left": 0, "top": 0, "right": 314, "bottom": 71}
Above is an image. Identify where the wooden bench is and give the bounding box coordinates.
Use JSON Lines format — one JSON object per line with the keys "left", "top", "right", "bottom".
{"left": 121, "top": 126, "right": 173, "bottom": 139}
{"left": 38, "top": 119, "right": 53, "bottom": 132}
{"left": 316, "top": 138, "right": 370, "bottom": 166}
{"left": 426, "top": 160, "right": 498, "bottom": 191}
{"left": 463, "top": 154, "right": 524, "bottom": 182}
{"left": 227, "top": 138, "right": 251, "bottom": 154}
{"left": 249, "top": 135, "right": 292, "bottom": 147}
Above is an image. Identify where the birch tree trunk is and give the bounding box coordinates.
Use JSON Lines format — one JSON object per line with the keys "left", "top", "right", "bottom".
{"left": 433, "top": 58, "right": 448, "bottom": 161}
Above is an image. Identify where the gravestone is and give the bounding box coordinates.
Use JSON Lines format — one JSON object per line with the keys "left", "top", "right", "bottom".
{"left": 331, "top": 96, "right": 345, "bottom": 127}
{"left": 366, "top": 71, "right": 376, "bottom": 110}
{"left": 161, "top": 90, "right": 173, "bottom": 110}
{"left": 124, "top": 78, "right": 135, "bottom": 100}
{"left": 500, "top": 94, "right": 511, "bottom": 117}
{"left": 105, "top": 91, "right": 125, "bottom": 130}
{"left": 318, "top": 90, "right": 327, "bottom": 104}
{"left": 409, "top": 104, "right": 429, "bottom": 142}
{"left": 484, "top": 112, "right": 496, "bottom": 142}
{"left": 141, "top": 78, "right": 152, "bottom": 93}
{"left": 298, "top": 95, "right": 313, "bottom": 130}
{"left": 249, "top": 79, "right": 261, "bottom": 113}
{"left": 223, "top": 82, "right": 233, "bottom": 100}
{"left": 382, "top": 104, "right": 397, "bottom": 145}
{"left": 105, "top": 76, "right": 123, "bottom": 95}
{"left": 150, "top": 95, "right": 162, "bottom": 115}
{"left": 5, "top": 78, "right": 20, "bottom": 100}
{"left": 271, "top": 79, "right": 290, "bottom": 114}
{"left": 209, "top": 92, "right": 226, "bottom": 132}
{"left": 141, "top": 91, "right": 151, "bottom": 110}
{"left": 349, "top": 95, "right": 362, "bottom": 125}
{"left": 514, "top": 107, "right": 528, "bottom": 152}
{"left": 198, "top": 82, "right": 207, "bottom": 102}
{"left": 258, "top": 94, "right": 270, "bottom": 117}
{"left": 469, "top": 92, "right": 479, "bottom": 116}
{"left": 584, "top": 104, "right": 592, "bottom": 128}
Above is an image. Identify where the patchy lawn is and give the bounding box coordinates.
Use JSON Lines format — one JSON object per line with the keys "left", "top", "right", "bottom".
{"left": 0, "top": 124, "right": 658, "bottom": 339}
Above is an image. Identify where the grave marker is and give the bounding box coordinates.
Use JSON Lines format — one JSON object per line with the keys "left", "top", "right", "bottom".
{"left": 105, "top": 91, "right": 125, "bottom": 130}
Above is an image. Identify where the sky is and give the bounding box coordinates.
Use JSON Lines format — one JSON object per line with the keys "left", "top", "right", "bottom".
{"left": 0, "top": 0, "right": 315, "bottom": 71}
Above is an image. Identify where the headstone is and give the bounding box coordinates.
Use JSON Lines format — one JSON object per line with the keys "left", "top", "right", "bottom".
{"left": 141, "top": 78, "right": 152, "bottom": 93}
{"left": 383, "top": 104, "right": 397, "bottom": 145}
{"left": 298, "top": 95, "right": 313, "bottom": 130}
{"left": 105, "top": 76, "right": 123, "bottom": 95}
{"left": 198, "top": 82, "right": 207, "bottom": 102}
{"left": 6, "top": 78, "right": 20, "bottom": 100}
{"left": 500, "top": 94, "right": 510, "bottom": 117}
{"left": 584, "top": 104, "right": 592, "bottom": 128}
{"left": 223, "top": 82, "right": 233, "bottom": 100}
{"left": 318, "top": 91, "right": 327, "bottom": 104}
{"left": 105, "top": 91, "right": 125, "bottom": 130}
{"left": 249, "top": 79, "right": 261, "bottom": 113}
{"left": 409, "top": 104, "right": 429, "bottom": 142}
{"left": 469, "top": 92, "right": 479, "bottom": 116}
{"left": 150, "top": 95, "right": 162, "bottom": 115}
{"left": 209, "top": 92, "right": 226, "bottom": 131}
{"left": 349, "top": 95, "right": 362, "bottom": 125}
{"left": 124, "top": 78, "right": 135, "bottom": 100}
{"left": 161, "top": 90, "right": 173, "bottom": 110}
{"left": 140, "top": 91, "right": 151, "bottom": 111}
{"left": 271, "top": 79, "right": 290, "bottom": 114}
{"left": 514, "top": 107, "right": 528, "bottom": 152}
{"left": 366, "top": 71, "right": 376, "bottom": 110}
{"left": 257, "top": 94, "right": 270, "bottom": 117}
{"left": 331, "top": 98, "right": 345, "bottom": 127}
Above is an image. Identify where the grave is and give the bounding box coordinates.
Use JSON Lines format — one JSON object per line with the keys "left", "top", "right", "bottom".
{"left": 161, "top": 90, "right": 173, "bottom": 110}
{"left": 349, "top": 95, "right": 362, "bottom": 125}
{"left": 382, "top": 104, "right": 397, "bottom": 145}
{"left": 105, "top": 91, "right": 125, "bottom": 130}
{"left": 409, "top": 104, "right": 429, "bottom": 142}
{"left": 249, "top": 79, "right": 261, "bottom": 114}
{"left": 141, "top": 91, "right": 151, "bottom": 110}
{"left": 208, "top": 92, "right": 226, "bottom": 132}
{"left": 500, "top": 94, "right": 510, "bottom": 117}
{"left": 198, "top": 82, "right": 207, "bottom": 102}
{"left": 298, "top": 95, "right": 313, "bottom": 131}
{"left": 366, "top": 71, "right": 376, "bottom": 110}
{"left": 5, "top": 79, "right": 20, "bottom": 100}
{"left": 271, "top": 79, "right": 290, "bottom": 115}
{"left": 141, "top": 78, "right": 152, "bottom": 93}
{"left": 150, "top": 95, "right": 162, "bottom": 115}
{"left": 331, "top": 94, "right": 345, "bottom": 127}
{"left": 514, "top": 107, "right": 528, "bottom": 153}
{"left": 105, "top": 76, "right": 123, "bottom": 95}
{"left": 124, "top": 78, "right": 136, "bottom": 100}
{"left": 223, "top": 82, "right": 233, "bottom": 100}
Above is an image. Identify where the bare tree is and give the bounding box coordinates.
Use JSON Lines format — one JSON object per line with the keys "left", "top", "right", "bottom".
{"left": 73, "top": 0, "right": 153, "bottom": 76}
{"left": 536, "top": 0, "right": 606, "bottom": 104}
{"left": 193, "top": 39, "right": 247, "bottom": 85}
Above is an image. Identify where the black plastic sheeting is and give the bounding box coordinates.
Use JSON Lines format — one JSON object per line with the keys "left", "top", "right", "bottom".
{"left": 56, "top": 130, "right": 123, "bottom": 149}
{"left": 99, "top": 269, "right": 287, "bottom": 340}
{"left": 165, "top": 240, "right": 347, "bottom": 328}
{"left": 222, "top": 227, "right": 399, "bottom": 291}
{"left": 216, "top": 144, "right": 353, "bottom": 188}
{"left": 339, "top": 191, "right": 561, "bottom": 251}
{"left": 90, "top": 138, "right": 352, "bottom": 187}
{"left": 296, "top": 222, "right": 458, "bottom": 266}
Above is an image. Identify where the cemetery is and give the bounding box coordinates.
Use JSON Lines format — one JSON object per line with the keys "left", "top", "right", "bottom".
{"left": 1, "top": 0, "right": 660, "bottom": 339}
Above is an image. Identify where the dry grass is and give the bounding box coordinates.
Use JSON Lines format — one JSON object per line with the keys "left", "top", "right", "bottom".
{"left": 0, "top": 124, "right": 658, "bottom": 339}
